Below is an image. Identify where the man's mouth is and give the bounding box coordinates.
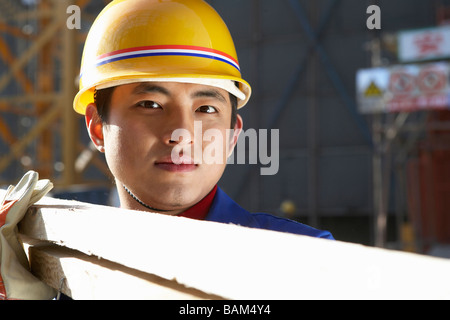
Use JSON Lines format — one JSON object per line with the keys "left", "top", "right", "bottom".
{"left": 154, "top": 155, "right": 198, "bottom": 172}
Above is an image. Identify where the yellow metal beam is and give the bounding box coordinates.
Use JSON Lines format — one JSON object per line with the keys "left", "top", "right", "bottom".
{"left": 0, "top": 117, "right": 17, "bottom": 145}
{"left": 0, "top": 17, "right": 62, "bottom": 93}
{"left": 0, "top": 0, "right": 110, "bottom": 188}
{"left": 60, "top": 0, "right": 79, "bottom": 186}
{"left": 0, "top": 103, "right": 61, "bottom": 173}
{"left": 0, "top": 37, "right": 34, "bottom": 93}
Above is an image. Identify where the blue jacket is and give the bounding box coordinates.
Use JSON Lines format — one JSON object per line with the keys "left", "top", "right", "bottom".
{"left": 205, "top": 187, "right": 334, "bottom": 239}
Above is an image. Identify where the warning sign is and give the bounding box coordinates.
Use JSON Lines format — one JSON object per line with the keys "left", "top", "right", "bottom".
{"left": 388, "top": 71, "right": 415, "bottom": 96}
{"left": 356, "top": 62, "right": 450, "bottom": 114}
{"left": 356, "top": 67, "right": 390, "bottom": 113}
{"left": 398, "top": 25, "right": 450, "bottom": 63}
{"left": 417, "top": 67, "right": 446, "bottom": 93}
{"left": 364, "top": 81, "right": 383, "bottom": 97}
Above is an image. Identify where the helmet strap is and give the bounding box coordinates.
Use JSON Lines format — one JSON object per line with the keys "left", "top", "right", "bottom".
{"left": 122, "top": 184, "right": 171, "bottom": 212}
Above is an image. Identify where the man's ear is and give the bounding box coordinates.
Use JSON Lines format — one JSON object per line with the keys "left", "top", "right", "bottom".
{"left": 227, "top": 114, "right": 243, "bottom": 158}
{"left": 85, "top": 103, "right": 105, "bottom": 153}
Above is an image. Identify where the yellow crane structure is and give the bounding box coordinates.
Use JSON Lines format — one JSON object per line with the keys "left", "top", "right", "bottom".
{"left": 0, "top": 0, "right": 110, "bottom": 188}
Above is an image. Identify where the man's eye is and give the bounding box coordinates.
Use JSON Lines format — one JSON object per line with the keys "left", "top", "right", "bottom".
{"left": 136, "top": 101, "right": 161, "bottom": 109}
{"left": 197, "top": 105, "right": 217, "bottom": 114}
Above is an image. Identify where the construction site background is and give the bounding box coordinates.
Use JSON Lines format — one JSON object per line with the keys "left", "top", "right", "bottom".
{"left": 0, "top": 0, "right": 449, "bottom": 258}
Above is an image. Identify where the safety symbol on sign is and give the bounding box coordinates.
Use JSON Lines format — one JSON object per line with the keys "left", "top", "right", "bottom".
{"left": 417, "top": 67, "right": 446, "bottom": 93}
{"left": 364, "top": 81, "right": 383, "bottom": 97}
{"left": 389, "top": 71, "right": 415, "bottom": 95}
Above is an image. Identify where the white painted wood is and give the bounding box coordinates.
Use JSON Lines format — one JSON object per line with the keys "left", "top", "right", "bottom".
{"left": 16, "top": 195, "right": 450, "bottom": 300}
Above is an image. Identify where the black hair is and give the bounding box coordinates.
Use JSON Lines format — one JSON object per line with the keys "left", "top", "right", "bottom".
{"left": 93, "top": 86, "right": 115, "bottom": 123}
{"left": 93, "top": 85, "right": 238, "bottom": 128}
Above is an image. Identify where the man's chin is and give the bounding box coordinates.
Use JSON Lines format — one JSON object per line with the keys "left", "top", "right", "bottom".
{"left": 139, "top": 186, "right": 201, "bottom": 211}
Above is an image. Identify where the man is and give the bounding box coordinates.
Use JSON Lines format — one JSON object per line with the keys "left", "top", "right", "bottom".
{"left": 74, "top": 0, "right": 333, "bottom": 239}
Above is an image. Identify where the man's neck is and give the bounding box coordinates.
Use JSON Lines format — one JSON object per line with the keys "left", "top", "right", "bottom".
{"left": 116, "top": 183, "right": 217, "bottom": 219}
{"left": 117, "top": 183, "right": 185, "bottom": 215}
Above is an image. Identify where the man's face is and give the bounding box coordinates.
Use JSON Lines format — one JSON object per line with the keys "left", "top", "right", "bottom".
{"left": 86, "top": 81, "right": 242, "bottom": 214}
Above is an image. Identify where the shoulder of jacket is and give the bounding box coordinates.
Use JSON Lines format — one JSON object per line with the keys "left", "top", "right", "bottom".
{"left": 249, "top": 212, "right": 334, "bottom": 239}
{"left": 209, "top": 188, "right": 334, "bottom": 239}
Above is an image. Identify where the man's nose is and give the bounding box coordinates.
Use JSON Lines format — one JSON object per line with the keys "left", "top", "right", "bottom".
{"left": 162, "top": 109, "right": 195, "bottom": 146}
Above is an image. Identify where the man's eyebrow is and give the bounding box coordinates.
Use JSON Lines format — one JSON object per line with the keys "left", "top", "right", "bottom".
{"left": 132, "top": 83, "right": 170, "bottom": 96}
{"left": 191, "top": 89, "right": 227, "bottom": 103}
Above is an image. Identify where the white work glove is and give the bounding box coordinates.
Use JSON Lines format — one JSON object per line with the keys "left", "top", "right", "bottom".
{"left": 0, "top": 170, "right": 57, "bottom": 300}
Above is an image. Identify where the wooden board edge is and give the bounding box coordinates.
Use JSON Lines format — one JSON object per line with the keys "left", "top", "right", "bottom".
{"left": 23, "top": 238, "right": 225, "bottom": 300}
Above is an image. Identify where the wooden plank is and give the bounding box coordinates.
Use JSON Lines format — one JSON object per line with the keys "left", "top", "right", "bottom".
{"left": 24, "top": 240, "right": 222, "bottom": 300}
{"left": 17, "top": 195, "right": 450, "bottom": 299}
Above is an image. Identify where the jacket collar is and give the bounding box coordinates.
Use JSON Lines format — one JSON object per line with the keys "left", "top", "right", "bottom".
{"left": 205, "top": 187, "right": 256, "bottom": 227}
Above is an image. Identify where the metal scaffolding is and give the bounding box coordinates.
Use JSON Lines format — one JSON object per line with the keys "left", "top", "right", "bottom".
{"left": 0, "top": 0, "right": 111, "bottom": 188}
{"left": 365, "top": 3, "right": 450, "bottom": 251}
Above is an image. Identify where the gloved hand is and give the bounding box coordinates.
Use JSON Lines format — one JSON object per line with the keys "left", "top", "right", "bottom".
{"left": 0, "top": 170, "right": 57, "bottom": 300}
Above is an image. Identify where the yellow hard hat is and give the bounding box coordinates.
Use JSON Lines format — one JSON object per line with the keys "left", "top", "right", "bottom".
{"left": 73, "top": 0, "right": 252, "bottom": 115}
